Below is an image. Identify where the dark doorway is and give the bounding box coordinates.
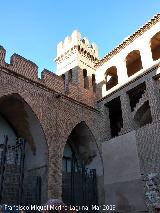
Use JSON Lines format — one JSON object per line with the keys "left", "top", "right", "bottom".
{"left": 62, "top": 122, "right": 99, "bottom": 211}
{"left": 107, "top": 97, "right": 123, "bottom": 137}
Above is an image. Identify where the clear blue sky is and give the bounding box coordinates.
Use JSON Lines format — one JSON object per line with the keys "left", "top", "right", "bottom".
{"left": 0, "top": 0, "right": 159, "bottom": 75}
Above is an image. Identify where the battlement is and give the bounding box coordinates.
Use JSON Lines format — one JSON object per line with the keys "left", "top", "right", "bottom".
{"left": 56, "top": 30, "right": 98, "bottom": 59}
{"left": 55, "top": 30, "right": 98, "bottom": 76}
{"left": 0, "top": 46, "right": 97, "bottom": 107}
{"left": 0, "top": 47, "right": 38, "bottom": 80}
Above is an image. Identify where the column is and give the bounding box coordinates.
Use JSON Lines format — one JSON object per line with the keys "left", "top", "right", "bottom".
{"left": 120, "top": 92, "right": 137, "bottom": 134}
{"left": 146, "top": 78, "right": 160, "bottom": 122}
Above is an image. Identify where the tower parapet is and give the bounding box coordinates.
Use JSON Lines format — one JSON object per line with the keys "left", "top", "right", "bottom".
{"left": 55, "top": 30, "right": 98, "bottom": 94}
{"left": 55, "top": 30, "right": 98, "bottom": 76}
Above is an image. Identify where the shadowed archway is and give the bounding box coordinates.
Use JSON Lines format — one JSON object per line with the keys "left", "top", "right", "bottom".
{"left": 62, "top": 121, "right": 103, "bottom": 208}
{"left": 0, "top": 93, "right": 48, "bottom": 204}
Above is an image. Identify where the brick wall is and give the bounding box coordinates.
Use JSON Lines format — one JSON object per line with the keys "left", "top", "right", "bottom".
{"left": 0, "top": 63, "right": 105, "bottom": 201}
{"left": 0, "top": 46, "right": 98, "bottom": 107}
{"left": 136, "top": 122, "right": 160, "bottom": 174}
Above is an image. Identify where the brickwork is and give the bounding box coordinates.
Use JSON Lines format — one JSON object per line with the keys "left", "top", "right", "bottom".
{"left": 136, "top": 122, "right": 160, "bottom": 174}
{"left": 0, "top": 13, "right": 160, "bottom": 209}
{"left": 0, "top": 46, "right": 98, "bottom": 108}
{"left": 120, "top": 92, "right": 137, "bottom": 134}
{"left": 0, "top": 64, "right": 105, "bottom": 201}
{"left": 146, "top": 78, "right": 160, "bottom": 121}
{"left": 98, "top": 102, "right": 111, "bottom": 141}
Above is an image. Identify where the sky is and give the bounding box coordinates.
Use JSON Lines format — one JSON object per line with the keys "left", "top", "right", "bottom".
{"left": 0, "top": 1, "right": 159, "bottom": 75}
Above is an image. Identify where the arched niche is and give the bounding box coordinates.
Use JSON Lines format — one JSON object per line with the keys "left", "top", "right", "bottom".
{"left": 68, "top": 69, "right": 72, "bottom": 82}
{"left": 83, "top": 69, "right": 89, "bottom": 89}
{"left": 0, "top": 93, "right": 48, "bottom": 203}
{"left": 62, "top": 121, "right": 104, "bottom": 205}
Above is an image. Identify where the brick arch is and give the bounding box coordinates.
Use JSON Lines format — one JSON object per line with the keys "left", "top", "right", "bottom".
{"left": 0, "top": 92, "right": 49, "bottom": 153}
{"left": 61, "top": 119, "right": 94, "bottom": 144}
{"left": 61, "top": 120, "right": 103, "bottom": 171}
{"left": 0, "top": 92, "right": 49, "bottom": 203}
{"left": 0, "top": 90, "right": 43, "bottom": 126}
{"left": 61, "top": 120, "right": 104, "bottom": 203}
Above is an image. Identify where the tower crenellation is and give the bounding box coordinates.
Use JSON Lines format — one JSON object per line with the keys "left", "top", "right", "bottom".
{"left": 56, "top": 30, "right": 98, "bottom": 59}
{"left": 55, "top": 30, "right": 98, "bottom": 92}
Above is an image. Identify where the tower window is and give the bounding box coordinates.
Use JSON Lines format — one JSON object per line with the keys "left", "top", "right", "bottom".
{"left": 61, "top": 74, "right": 65, "bottom": 80}
{"left": 92, "top": 74, "right": 96, "bottom": 92}
{"left": 68, "top": 69, "right": 72, "bottom": 82}
{"left": 83, "top": 69, "right": 87, "bottom": 78}
{"left": 83, "top": 69, "right": 89, "bottom": 89}
{"left": 82, "top": 39, "right": 85, "bottom": 44}
{"left": 92, "top": 74, "right": 95, "bottom": 85}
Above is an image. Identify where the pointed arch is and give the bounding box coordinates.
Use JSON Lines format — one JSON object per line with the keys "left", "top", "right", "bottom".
{"left": 62, "top": 121, "right": 104, "bottom": 206}
{"left": 0, "top": 92, "right": 48, "bottom": 203}
{"left": 63, "top": 121, "right": 103, "bottom": 173}
{"left": 0, "top": 93, "right": 48, "bottom": 153}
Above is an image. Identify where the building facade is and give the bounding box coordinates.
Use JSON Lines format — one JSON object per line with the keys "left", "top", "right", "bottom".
{"left": 0, "top": 13, "right": 160, "bottom": 212}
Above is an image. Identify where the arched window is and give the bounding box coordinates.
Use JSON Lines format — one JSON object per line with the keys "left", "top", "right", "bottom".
{"left": 61, "top": 74, "right": 65, "bottom": 80}
{"left": 83, "top": 69, "right": 89, "bottom": 89}
{"left": 150, "top": 32, "right": 160, "bottom": 61}
{"left": 92, "top": 74, "right": 95, "bottom": 85}
{"left": 92, "top": 74, "right": 96, "bottom": 92}
{"left": 126, "top": 50, "right": 143, "bottom": 77}
{"left": 105, "top": 66, "right": 118, "bottom": 91}
{"left": 68, "top": 69, "right": 72, "bottom": 82}
{"left": 82, "top": 39, "right": 85, "bottom": 44}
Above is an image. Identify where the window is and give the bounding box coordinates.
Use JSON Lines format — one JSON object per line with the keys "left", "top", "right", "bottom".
{"left": 83, "top": 69, "right": 89, "bottom": 89}
{"left": 61, "top": 74, "right": 65, "bottom": 80}
{"left": 68, "top": 69, "right": 72, "bottom": 82}
{"left": 92, "top": 74, "right": 96, "bottom": 92}
{"left": 126, "top": 50, "right": 143, "bottom": 77}
{"left": 105, "top": 66, "right": 118, "bottom": 90}
{"left": 107, "top": 97, "right": 123, "bottom": 137}
{"left": 150, "top": 32, "right": 160, "bottom": 61}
